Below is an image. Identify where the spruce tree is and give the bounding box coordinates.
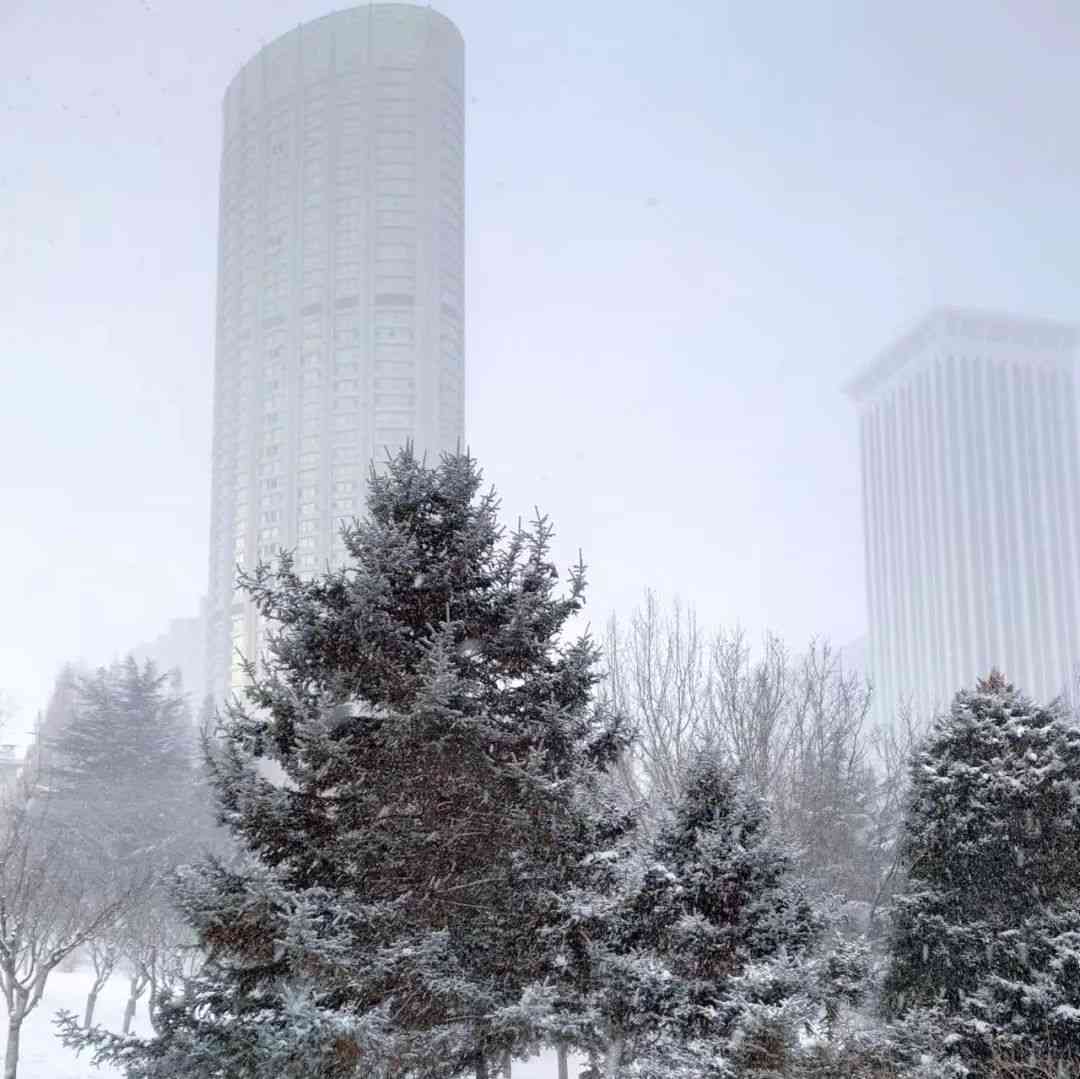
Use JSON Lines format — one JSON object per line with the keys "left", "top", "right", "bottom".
{"left": 567, "top": 751, "right": 818, "bottom": 1077}
{"left": 42, "top": 659, "right": 215, "bottom": 1040}
{"left": 883, "top": 671, "right": 1080, "bottom": 1061}
{"left": 45, "top": 658, "right": 198, "bottom": 876}
{"left": 64, "top": 449, "right": 631, "bottom": 1079}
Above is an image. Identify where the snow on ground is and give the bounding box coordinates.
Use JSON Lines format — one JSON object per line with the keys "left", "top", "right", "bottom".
{"left": 12, "top": 966, "right": 150, "bottom": 1079}
{"left": 10, "top": 965, "right": 581, "bottom": 1078}
{"left": 503, "top": 1048, "right": 584, "bottom": 1079}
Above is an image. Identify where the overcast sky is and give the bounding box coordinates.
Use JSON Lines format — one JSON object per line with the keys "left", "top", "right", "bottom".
{"left": 2, "top": 0, "right": 1079, "bottom": 733}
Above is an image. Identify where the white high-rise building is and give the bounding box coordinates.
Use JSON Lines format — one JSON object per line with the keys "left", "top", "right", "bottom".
{"left": 847, "top": 308, "right": 1080, "bottom": 720}
{"left": 206, "top": 5, "right": 465, "bottom": 701}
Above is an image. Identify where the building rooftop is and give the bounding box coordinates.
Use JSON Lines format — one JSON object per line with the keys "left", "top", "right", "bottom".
{"left": 845, "top": 306, "right": 1078, "bottom": 405}
{"left": 225, "top": 3, "right": 463, "bottom": 101}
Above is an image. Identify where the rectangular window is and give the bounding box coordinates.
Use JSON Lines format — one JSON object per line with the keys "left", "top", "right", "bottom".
{"left": 376, "top": 116, "right": 415, "bottom": 133}
{"left": 375, "top": 149, "right": 413, "bottom": 165}
{"left": 376, "top": 163, "right": 415, "bottom": 181}
{"left": 376, "top": 242, "right": 414, "bottom": 261}
{"left": 376, "top": 85, "right": 413, "bottom": 101}
{"left": 375, "top": 260, "right": 414, "bottom": 278}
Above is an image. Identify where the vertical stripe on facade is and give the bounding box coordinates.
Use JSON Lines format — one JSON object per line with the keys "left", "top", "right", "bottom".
{"left": 849, "top": 311, "right": 1079, "bottom": 723}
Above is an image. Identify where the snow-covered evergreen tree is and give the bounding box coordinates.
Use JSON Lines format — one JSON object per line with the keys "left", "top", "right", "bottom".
{"left": 42, "top": 659, "right": 216, "bottom": 1036}
{"left": 63, "top": 449, "right": 632, "bottom": 1078}
{"left": 561, "top": 750, "right": 818, "bottom": 1077}
{"left": 883, "top": 670, "right": 1080, "bottom": 1063}
{"left": 44, "top": 658, "right": 199, "bottom": 875}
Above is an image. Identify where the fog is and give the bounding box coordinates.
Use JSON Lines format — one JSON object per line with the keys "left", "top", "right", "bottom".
{"left": 3, "top": 1, "right": 1079, "bottom": 721}
{"left": 6, "top": 4, "right": 1080, "bottom": 1077}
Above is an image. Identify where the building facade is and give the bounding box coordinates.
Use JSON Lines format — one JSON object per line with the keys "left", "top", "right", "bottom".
{"left": 207, "top": 5, "right": 465, "bottom": 701}
{"left": 847, "top": 308, "right": 1080, "bottom": 721}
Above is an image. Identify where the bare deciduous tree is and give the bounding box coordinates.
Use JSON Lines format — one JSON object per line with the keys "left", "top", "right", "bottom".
{"left": 118, "top": 887, "right": 204, "bottom": 1036}
{"left": 703, "top": 626, "right": 792, "bottom": 796}
{"left": 604, "top": 591, "right": 709, "bottom": 812}
{"left": 0, "top": 761, "right": 131, "bottom": 1079}
{"left": 771, "top": 641, "right": 877, "bottom": 900}
{"left": 81, "top": 936, "right": 119, "bottom": 1028}
{"left": 605, "top": 593, "right": 912, "bottom": 914}
{"left": 864, "top": 701, "right": 929, "bottom": 934}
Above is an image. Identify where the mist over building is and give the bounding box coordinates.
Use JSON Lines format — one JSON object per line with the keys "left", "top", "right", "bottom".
{"left": 848, "top": 308, "right": 1080, "bottom": 722}
{"left": 205, "top": 5, "right": 466, "bottom": 701}
{"left": 131, "top": 602, "right": 208, "bottom": 706}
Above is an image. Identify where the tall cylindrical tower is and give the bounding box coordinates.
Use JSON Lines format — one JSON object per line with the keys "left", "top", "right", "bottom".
{"left": 207, "top": 5, "right": 465, "bottom": 700}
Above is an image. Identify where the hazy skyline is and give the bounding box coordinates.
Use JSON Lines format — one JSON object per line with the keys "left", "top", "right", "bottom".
{"left": 3, "top": 0, "right": 1080, "bottom": 732}
{"left": 204, "top": 6, "right": 467, "bottom": 701}
{"left": 850, "top": 308, "right": 1080, "bottom": 722}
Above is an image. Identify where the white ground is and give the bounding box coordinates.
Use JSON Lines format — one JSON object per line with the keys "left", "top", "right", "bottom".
{"left": 11, "top": 966, "right": 149, "bottom": 1078}
{"left": 8, "top": 966, "right": 581, "bottom": 1078}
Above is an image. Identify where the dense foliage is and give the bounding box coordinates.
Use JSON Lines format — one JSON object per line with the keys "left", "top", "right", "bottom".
{"left": 65, "top": 450, "right": 633, "bottom": 1078}
{"left": 44, "top": 658, "right": 200, "bottom": 877}
{"left": 558, "top": 751, "right": 820, "bottom": 1077}
{"left": 51, "top": 463, "right": 1080, "bottom": 1078}
{"left": 883, "top": 671, "right": 1080, "bottom": 1065}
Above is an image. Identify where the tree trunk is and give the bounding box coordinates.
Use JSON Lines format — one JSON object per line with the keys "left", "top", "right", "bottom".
{"left": 474, "top": 1049, "right": 487, "bottom": 1079}
{"left": 500, "top": 1048, "right": 511, "bottom": 1077}
{"left": 3, "top": 1012, "right": 23, "bottom": 1079}
{"left": 82, "top": 987, "right": 100, "bottom": 1029}
{"left": 557, "top": 1043, "right": 569, "bottom": 1079}
{"left": 122, "top": 990, "right": 137, "bottom": 1036}
{"left": 147, "top": 974, "right": 160, "bottom": 1034}
{"left": 122, "top": 973, "right": 146, "bottom": 1036}
{"left": 84, "top": 944, "right": 116, "bottom": 1029}
{"left": 604, "top": 1033, "right": 623, "bottom": 1079}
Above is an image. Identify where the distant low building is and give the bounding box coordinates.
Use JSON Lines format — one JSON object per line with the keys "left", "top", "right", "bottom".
{"left": 847, "top": 307, "right": 1080, "bottom": 721}
{"left": 131, "top": 599, "right": 208, "bottom": 705}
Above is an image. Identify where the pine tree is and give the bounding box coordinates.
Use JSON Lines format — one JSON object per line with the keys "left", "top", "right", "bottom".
{"left": 566, "top": 751, "right": 818, "bottom": 1077}
{"left": 62, "top": 449, "right": 632, "bottom": 1079}
{"left": 45, "top": 658, "right": 199, "bottom": 876}
{"left": 42, "top": 659, "right": 213, "bottom": 1038}
{"left": 883, "top": 671, "right": 1080, "bottom": 1061}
